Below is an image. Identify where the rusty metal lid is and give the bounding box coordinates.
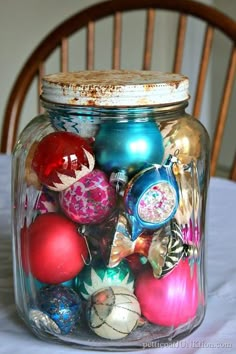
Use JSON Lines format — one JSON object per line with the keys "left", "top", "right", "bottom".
{"left": 41, "top": 70, "right": 189, "bottom": 107}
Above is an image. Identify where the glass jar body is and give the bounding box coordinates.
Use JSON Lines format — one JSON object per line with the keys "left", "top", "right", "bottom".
{"left": 12, "top": 102, "right": 210, "bottom": 350}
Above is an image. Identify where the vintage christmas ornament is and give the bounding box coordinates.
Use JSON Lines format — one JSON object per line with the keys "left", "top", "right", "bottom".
{"left": 103, "top": 212, "right": 152, "bottom": 268}
{"left": 135, "top": 259, "right": 199, "bottom": 327}
{"left": 106, "top": 216, "right": 198, "bottom": 278}
{"left": 30, "top": 285, "right": 82, "bottom": 334}
{"left": 79, "top": 210, "right": 150, "bottom": 268}
{"left": 93, "top": 120, "right": 164, "bottom": 177}
{"left": 22, "top": 213, "right": 88, "bottom": 284}
{"left": 81, "top": 211, "right": 197, "bottom": 276}
{"left": 148, "top": 220, "right": 198, "bottom": 278}
{"left": 75, "top": 258, "right": 134, "bottom": 299}
{"left": 31, "top": 131, "right": 95, "bottom": 191}
{"left": 59, "top": 169, "right": 116, "bottom": 224}
{"left": 159, "top": 118, "right": 202, "bottom": 165}
{"left": 87, "top": 286, "right": 141, "bottom": 339}
{"left": 124, "top": 156, "right": 179, "bottom": 240}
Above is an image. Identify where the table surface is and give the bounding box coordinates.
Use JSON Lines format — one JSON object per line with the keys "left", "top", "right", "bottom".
{"left": 0, "top": 154, "right": 236, "bottom": 354}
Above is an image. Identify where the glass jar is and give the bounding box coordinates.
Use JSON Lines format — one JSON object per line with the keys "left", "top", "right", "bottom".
{"left": 12, "top": 71, "right": 210, "bottom": 350}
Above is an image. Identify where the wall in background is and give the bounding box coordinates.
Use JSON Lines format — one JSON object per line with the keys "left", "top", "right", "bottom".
{"left": 0, "top": 0, "right": 234, "bottom": 171}
{"left": 0, "top": 0, "right": 100, "bottom": 136}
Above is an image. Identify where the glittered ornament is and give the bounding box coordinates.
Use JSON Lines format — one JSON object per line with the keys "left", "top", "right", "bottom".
{"left": 93, "top": 120, "right": 164, "bottom": 177}
{"left": 87, "top": 286, "right": 141, "bottom": 339}
{"left": 31, "top": 131, "right": 95, "bottom": 191}
{"left": 22, "top": 213, "right": 88, "bottom": 284}
{"left": 124, "top": 156, "right": 179, "bottom": 240}
{"left": 75, "top": 258, "right": 134, "bottom": 299}
{"left": 49, "top": 109, "right": 100, "bottom": 138}
{"left": 135, "top": 259, "right": 199, "bottom": 327}
{"left": 29, "top": 285, "right": 82, "bottom": 334}
{"left": 59, "top": 169, "right": 116, "bottom": 224}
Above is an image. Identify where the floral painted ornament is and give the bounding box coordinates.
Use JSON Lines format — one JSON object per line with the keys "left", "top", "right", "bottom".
{"left": 59, "top": 169, "right": 116, "bottom": 224}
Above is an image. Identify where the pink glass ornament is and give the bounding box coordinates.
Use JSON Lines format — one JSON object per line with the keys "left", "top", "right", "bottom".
{"left": 135, "top": 259, "right": 199, "bottom": 327}
{"left": 59, "top": 169, "right": 116, "bottom": 224}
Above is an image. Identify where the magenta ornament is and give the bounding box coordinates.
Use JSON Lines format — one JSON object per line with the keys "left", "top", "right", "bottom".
{"left": 59, "top": 169, "right": 116, "bottom": 224}
{"left": 135, "top": 259, "right": 199, "bottom": 327}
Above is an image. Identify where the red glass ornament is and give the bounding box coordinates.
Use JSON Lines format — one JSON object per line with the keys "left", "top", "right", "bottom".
{"left": 21, "top": 213, "right": 88, "bottom": 284}
{"left": 31, "top": 132, "right": 95, "bottom": 191}
{"left": 135, "top": 259, "right": 199, "bottom": 327}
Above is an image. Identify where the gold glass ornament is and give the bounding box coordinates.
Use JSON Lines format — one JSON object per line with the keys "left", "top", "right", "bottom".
{"left": 159, "top": 117, "right": 204, "bottom": 165}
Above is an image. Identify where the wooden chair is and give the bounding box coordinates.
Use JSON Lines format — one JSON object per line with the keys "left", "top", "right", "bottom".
{"left": 1, "top": 0, "right": 235, "bottom": 180}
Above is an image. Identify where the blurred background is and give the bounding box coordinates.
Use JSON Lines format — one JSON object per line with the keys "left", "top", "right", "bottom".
{"left": 0, "top": 0, "right": 235, "bottom": 176}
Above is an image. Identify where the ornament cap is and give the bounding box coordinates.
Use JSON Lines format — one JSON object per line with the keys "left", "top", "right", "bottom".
{"left": 41, "top": 70, "right": 189, "bottom": 107}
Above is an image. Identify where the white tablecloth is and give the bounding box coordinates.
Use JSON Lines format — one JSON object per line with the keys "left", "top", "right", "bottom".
{"left": 0, "top": 154, "right": 236, "bottom": 354}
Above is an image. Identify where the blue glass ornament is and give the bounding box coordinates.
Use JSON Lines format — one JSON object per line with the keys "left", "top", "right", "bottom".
{"left": 33, "top": 285, "right": 82, "bottom": 334}
{"left": 93, "top": 120, "right": 164, "bottom": 177}
{"left": 124, "top": 156, "right": 179, "bottom": 240}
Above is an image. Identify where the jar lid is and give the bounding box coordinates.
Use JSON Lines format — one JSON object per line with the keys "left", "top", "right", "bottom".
{"left": 41, "top": 70, "right": 189, "bottom": 107}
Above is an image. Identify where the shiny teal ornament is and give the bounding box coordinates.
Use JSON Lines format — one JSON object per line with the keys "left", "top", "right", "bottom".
{"left": 75, "top": 258, "right": 134, "bottom": 299}
{"left": 93, "top": 120, "right": 164, "bottom": 177}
